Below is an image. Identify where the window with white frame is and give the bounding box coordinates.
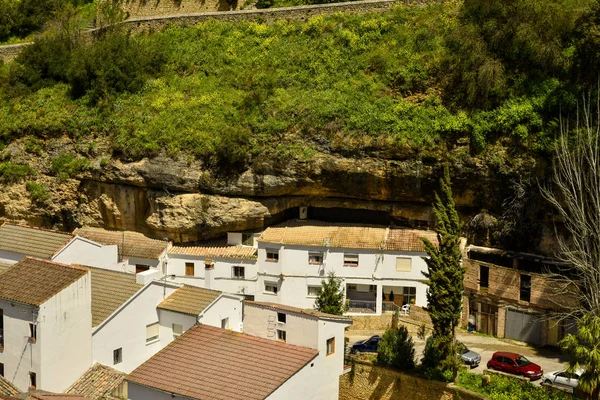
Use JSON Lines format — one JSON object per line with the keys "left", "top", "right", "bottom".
{"left": 232, "top": 266, "right": 245, "bottom": 279}
{"left": 146, "top": 322, "right": 159, "bottom": 343}
{"left": 308, "top": 252, "right": 324, "bottom": 265}
{"left": 266, "top": 249, "right": 279, "bottom": 262}
{"left": 343, "top": 254, "right": 359, "bottom": 267}
{"left": 264, "top": 282, "right": 278, "bottom": 294}
{"left": 221, "top": 317, "right": 229, "bottom": 329}
{"left": 396, "top": 257, "right": 412, "bottom": 272}
{"left": 307, "top": 285, "right": 321, "bottom": 297}
{"left": 326, "top": 337, "right": 335, "bottom": 356}
{"left": 369, "top": 284, "right": 377, "bottom": 293}
{"left": 347, "top": 284, "right": 357, "bottom": 291}
{"left": 402, "top": 287, "right": 416, "bottom": 305}
{"left": 172, "top": 323, "right": 183, "bottom": 338}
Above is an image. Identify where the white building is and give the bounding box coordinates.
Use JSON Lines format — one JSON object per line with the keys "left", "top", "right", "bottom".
{"left": 90, "top": 267, "right": 243, "bottom": 373}
{"left": 126, "top": 324, "right": 323, "bottom": 400}
{"left": 0, "top": 257, "right": 92, "bottom": 393}
{"left": 167, "top": 235, "right": 258, "bottom": 296}
{"left": 73, "top": 227, "right": 170, "bottom": 274}
{"left": 243, "top": 301, "right": 352, "bottom": 399}
{"left": 253, "top": 220, "right": 438, "bottom": 315}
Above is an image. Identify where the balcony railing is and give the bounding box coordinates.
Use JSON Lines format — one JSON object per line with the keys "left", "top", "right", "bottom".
{"left": 347, "top": 300, "right": 376, "bottom": 313}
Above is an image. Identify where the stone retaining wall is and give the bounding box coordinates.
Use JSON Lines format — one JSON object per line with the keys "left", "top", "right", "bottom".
{"left": 340, "top": 361, "right": 489, "bottom": 400}
{"left": 0, "top": 43, "right": 32, "bottom": 62}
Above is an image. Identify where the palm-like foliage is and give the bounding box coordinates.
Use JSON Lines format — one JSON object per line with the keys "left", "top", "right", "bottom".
{"left": 560, "top": 314, "right": 600, "bottom": 400}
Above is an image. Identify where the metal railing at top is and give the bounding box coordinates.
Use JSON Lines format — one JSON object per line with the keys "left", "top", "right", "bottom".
{"left": 347, "top": 300, "right": 376, "bottom": 313}
{"left": 382, "top": 301, "right": 402, "bottom": 313}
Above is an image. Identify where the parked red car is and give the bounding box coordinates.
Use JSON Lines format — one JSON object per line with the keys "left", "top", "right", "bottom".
{"left": 486, "top": 352, "right": 543, "bottom": 380}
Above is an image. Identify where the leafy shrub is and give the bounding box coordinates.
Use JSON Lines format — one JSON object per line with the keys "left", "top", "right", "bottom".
{"left": 377, "top": 325, "right": 416, "bottom": 370}
{"left": 0, "top": 162, "right": 35, "bottom": 183}
{"left": 457, "top": 371, "right": 572, "bottom": 400}
{"left": 26, "top": 181, "right": 50, "bottom": 203}
{"left": 50, "top": 153, "right": 89, "bottom": 180}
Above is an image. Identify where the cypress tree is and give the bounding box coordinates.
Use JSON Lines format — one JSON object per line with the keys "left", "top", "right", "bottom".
{"left": 314, "top": 271, "right": 347, "bottom": 315}
{"left": 421, "top": 165, "right": 464, "bottom": 379}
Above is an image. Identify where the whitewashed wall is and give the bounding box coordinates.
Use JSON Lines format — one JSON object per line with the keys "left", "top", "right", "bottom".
{"left": 52, "top": 237, "right": 119, "bottom": 270}
{"left": 167, "top": 254, "right": 258, "bottom": 297}
{"left": 39, "top": 273, "right": 92, "bottom": 392}
{"left": 0, "top": 273, "right": 92, "bottom": 393}
{"left": 243, "top": 305, "right": 319, "bottom": 348}
{"left": 157, "top": 310, "right": 196, "bottom": 348}
{"left": 92, "top": 281, "right": 179, "bottom": 373}
{"left": 199, "top": 295, "right": 243, "bottom": 332}
{"left": 0, "top": 300, "right": 41, "bottom": 392}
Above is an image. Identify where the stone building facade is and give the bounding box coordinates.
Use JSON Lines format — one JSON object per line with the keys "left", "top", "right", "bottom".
{"left": 461, "top": 245, "right": 578, "bottom": 346}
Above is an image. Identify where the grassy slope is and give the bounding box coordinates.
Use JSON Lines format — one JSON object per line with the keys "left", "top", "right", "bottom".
{"left": 0, "top": 3, "right": 585, "bottom": 166}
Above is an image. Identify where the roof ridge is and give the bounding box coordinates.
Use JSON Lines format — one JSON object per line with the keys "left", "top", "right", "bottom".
{"left": 3, "top": 222, "right": 73, "bottom": 236}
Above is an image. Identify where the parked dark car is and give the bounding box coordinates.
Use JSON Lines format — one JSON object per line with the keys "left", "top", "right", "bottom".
{"left": 457, "top": 342, "right": 481, "bottom": 368}
{"left": 350, "top": 335, "right": 382, "bottom": 353}
{"left": 486, "top": 352, "right": 543, "bottom": 380}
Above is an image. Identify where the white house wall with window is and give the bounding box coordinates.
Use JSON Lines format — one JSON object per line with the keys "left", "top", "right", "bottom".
{"left": 167, "top": 241, "right": 258, "bottom": 297}
{"left": 0, "top": 258, "right": 92, "bottom": 393}
{"left": 253, "top": 220, "right": 440, "bottom": 315}
{"left": 242, "top": 301, "right": 352, "bottom": 399}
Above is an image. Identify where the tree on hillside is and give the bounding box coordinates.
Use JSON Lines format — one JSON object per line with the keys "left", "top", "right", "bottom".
{"left": 421, "top": 165, "right": 464, "bottom": 381}
{"left": 314, "top": 271, "right": 346, "bottom": 316}
{"left": 377, "top": 325, "right": 416, "bottom": 370}
{"left": 541, "top": 96, "right": 600, "bottom": 317}
{"left": 560, "top": 314, "right": 600, "bottom": 400}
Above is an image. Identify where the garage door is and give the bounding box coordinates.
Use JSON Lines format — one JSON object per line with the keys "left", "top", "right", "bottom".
{"left": 505, "top": 309, "right": 543, "bottom": 345}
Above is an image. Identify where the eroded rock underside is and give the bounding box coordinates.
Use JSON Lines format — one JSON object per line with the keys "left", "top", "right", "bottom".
{"left": 0, "top": 135, "right": 555, "bottom": 253}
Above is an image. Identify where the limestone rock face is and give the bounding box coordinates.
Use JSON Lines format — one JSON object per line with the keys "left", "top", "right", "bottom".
{"left": 0, "top": 136, "right": 544, "bottom": 246}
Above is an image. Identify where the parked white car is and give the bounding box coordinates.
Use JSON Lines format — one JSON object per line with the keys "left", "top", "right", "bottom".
{"left": 542, "top": 369, "right": 583, "bottom": 389}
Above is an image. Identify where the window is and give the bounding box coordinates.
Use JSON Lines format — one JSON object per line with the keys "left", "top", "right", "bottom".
{"left": 221, "top": 317, "right": 229, "bottom": 329}
{"left": 308, "top": 252, "right": 324, "bottom": 265}
{"left": 135, "top": 264, "right": 150, "bottom": 274}
{"left": 277, "top": 329, "right": 286, "bottom": 342}
{"left": 368, "top": 285, "right": 377, "bottom": 293}
{"left": 277, "top": 312, "right": 286, "bottom": 323}
{"left": 347, "top": 284, "right": 357, "bottom": 291}
{"left": 29, "top": 372, "right": 36, "bottom": 389}
{"left": 146, "top": 322, "right": 159, "bottom": 343}
{"left": 307, "top": 285, "right": 321, "bottom": 297}
{"left": 264, "top": 282, "right": 278, "bottom": 294}
{"left": 113, "top": 348, "right": 122, "bottom": 365}
{"left": 233, "top": 266, "right": 245, "bottom": 279}
{"left": 343, "top": 254, "right": 359, "bottom": 267}
{"left": 29, "top": 323, "right": 36, "bottom": 342}
{"left": 266, "top": 249, "right": 279, "bottom": 262}
{"left": 326, "top": 337, "right": 335, "bottom": 356}
{"left": 0, "top": 363, "right": 3, "bottom": 377}
{"left": 185, "top": 263, "right": 195, "bottom": 276}
{"left": 172, "top": 323, "right": 183, "bottom": 338}
{"left": 520, "top": 274, "right": 531, "bottom": 302}
{"left": 479, "top": 265, "right": 489, "bottom": 288}
{"left": 0, "top": 308, "right": 4, "bottom": 349}
{"left": 402, "top": 287, "right": 416, "bottom": 305}
{"left": 396, "top": 257, "right": 412, "bottom": 272}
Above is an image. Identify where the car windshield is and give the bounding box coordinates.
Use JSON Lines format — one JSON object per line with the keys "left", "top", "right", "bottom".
{"left": 515, "top": 356, "right": 531, "bottom": 367}
{"left": 456, "top": 343, "right": 468, "bottom": 354}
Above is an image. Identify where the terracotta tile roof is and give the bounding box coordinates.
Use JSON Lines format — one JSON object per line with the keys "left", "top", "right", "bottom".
{"left": 0, "top": 223, "right": 73, "bottom": 259}
{"left": 157, "top": 285, "right": 221, "bottom": 316}
{"left": 89, "top": 267, "right": 143, "bottom": 327}
{"left": 259, "top": 220, "right": 438, "bottom": 252}
{"left": 170, "top": 240, "right": 257, "bottom": 260}
{"left": 66, "top": 363, "right": 126, "bottom": 400}
{"left": 0, "top": 262, "right": 12, "bottom": 276}
{"left": 385, "top": 228, "right": 439, "bottom": 252}
{"left": 0, "top": 375, "right": 19, "bottom": 397}
{"left": 0, "top": 257, "right": 88, "bottom": 306}
{"left": 245, "top": 301, "right": 352, "bottom": 322}
{"left": 73, "top": 227, "right": 169, "bottom": 260}
{"left": 127, "top": 324, "right": 318, "bottom": 400}
{"left": 26, "top": 394, "right": 91, "bottom": 400}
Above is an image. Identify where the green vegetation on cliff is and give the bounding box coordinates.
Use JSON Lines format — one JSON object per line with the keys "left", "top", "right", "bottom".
{"left": 0, "top": 0, "right": 598, "bottom": 170}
